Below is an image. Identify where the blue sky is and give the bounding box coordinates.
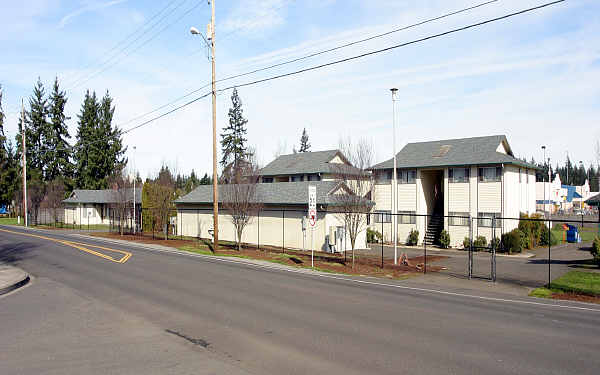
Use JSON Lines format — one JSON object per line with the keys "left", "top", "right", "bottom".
{"left": 1, "top": 0, "right": 599, "bottom": 178}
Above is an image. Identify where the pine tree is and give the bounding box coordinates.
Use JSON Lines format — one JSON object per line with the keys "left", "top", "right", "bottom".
{"left": 25, "top": 78, "right": 49, "bottom": 172}
{"left": 74, "top": 90, "right": 126, "bottom": 189}
{"left": 45, "top": 77, "right": 72, "bottom": 183}
{"left": 0, "top": 85, "right": 6, "bottom": 162}
{"left": 299, "top": 127, "right": 311, "bottom": 152}
{"left": 221, "top": 88, "right": 249, "bottom": 169}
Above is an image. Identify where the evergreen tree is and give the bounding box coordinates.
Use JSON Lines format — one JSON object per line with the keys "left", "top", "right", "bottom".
{"left": 0, "top": 86, "right": 18, "bottom": 207}
{"left": 0, "top": 84, "right": 5, "bottom": 157}
{"left": 299, "top": 127, "right": 311, "bottom": 152}
{"left": 45, "top": 77, "right": 72, "bottom": 183}
{"left": 199, "top": 173, "right": 212, "bottom": 185}
{"left": 74, "top": 90, "right": 126, "bottom": 189}
{"left": 220, "top": 88, "right": 249, "bottom": 169}
{"left": 25, "top": 78, "right": 49, "bottom": 172}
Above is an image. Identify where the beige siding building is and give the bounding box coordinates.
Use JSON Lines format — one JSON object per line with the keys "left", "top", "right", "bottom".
{"left": 176, "top": 151, "right": 372, "bottom": 252}
{"left": 63, "top": 188, "right": 142, "bottom": 227}
{"left": 370, "top": 135, "right": 537, "bottom": 248}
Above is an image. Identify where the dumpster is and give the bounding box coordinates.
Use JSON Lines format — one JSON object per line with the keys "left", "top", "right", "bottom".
{"left": 566, "top": 224, "right": 581, "bottom": 243}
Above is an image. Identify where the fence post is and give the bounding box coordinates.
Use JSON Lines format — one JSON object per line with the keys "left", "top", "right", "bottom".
{"left": 282, "top": 209, "right": 285, "bottom": 253}
{"left": 381, "top": 214, "right": 384, "bottom": 269}
{"left": 469, "top": 216, "right": 473, "bottom": 280}
{"left": 548, "top": 217, "right": 551, "bottom": 286}
{"left": 257, "top": 210, "right": 260, "bottom": 250}
{"left": 491, "top": 217, "right": 496, "bottom": 282}
{"left": 424, "top": 215, "right": 427, "bottom": 274}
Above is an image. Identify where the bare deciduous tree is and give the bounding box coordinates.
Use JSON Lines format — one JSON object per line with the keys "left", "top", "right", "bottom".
{"left": 222, "top": 160, "right": 262, "bottom": 251}
{"left": 149, "top": 173, "right": 175, "bottom": 240}
{"left": 333, "top": 137, "right": 374, "bottom": 268}
{"left": 44, "top": 179, "right": 65, "bottom": 223}
{"left": 109, "top": 169, "right": 133, "bottom": 235}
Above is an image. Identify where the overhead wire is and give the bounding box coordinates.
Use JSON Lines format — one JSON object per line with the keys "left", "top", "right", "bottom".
{"left": 113, "top": 0, "right": 499, "bottom": 133}
{"left": 62, "top": 0, "right": 182, "bottom": 87}
{"left": 67, "top": 0, "right": 201, "bottom": 91}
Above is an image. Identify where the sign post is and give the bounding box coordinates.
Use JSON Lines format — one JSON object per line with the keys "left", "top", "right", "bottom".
{"left": 308, "top": 185, "right": 317, "bottom": 268}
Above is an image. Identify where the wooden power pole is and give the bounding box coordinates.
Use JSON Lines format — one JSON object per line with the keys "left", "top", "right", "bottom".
{"left": 21, "top": 99, "right": 27, "bottom": 227}
{"left": 210, "top": 0, "right": 219, "bottom": 250}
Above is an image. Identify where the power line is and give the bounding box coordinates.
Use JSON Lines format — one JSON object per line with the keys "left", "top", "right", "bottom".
{"left": 62, "top": 0, "right": 182, "bottom": 87}
{"left": 67, "top": 0, "right": 201, "bottom": 91}
{"left": 214, "top": 0, "right": 499, "bottom": 85}
{"left": 217, "top": 0, "right": 565, "bottom": 93}
{"left": 113, "top": 0, "right": 498, "bottom": 133}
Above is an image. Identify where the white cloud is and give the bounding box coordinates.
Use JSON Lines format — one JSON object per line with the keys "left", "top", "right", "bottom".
{"left": 59, "top": 0, "right": 128, "bottom": 29}
{"left": 221, "top": 0, "right": 291, "bottom": 36}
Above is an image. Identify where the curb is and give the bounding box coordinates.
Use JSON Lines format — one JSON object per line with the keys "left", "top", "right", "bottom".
{"left": 0, "top": 271, "right": 30, "bottom": 296}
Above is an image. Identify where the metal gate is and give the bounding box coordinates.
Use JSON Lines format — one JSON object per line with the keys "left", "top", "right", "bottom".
{"left": 468, "top": 217, "right": 497, "bottom": 281}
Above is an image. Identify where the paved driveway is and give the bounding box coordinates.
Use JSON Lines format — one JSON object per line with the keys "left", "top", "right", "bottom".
{"left": 363, "top": 241, "right": 597, "bottom": 288}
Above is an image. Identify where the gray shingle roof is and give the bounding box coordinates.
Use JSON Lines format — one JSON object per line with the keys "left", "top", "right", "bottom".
{"left": 585, "top": 193, "right": 600, "bottom": 205}
{"left": 63, "top": 188, "right": 142, "bottom": 204}
{"left": 370, "top": 135, "right": 539, "bottom": 170}
{"left": 259, "top": 150, "right": 362, "bottom": 176}
{"left": 175, "top": 181, "right": 372, "bottom": 206}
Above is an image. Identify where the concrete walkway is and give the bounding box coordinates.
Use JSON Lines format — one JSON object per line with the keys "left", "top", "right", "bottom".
{"left": 0, "top": 264, "right": 30, "bottom": 296}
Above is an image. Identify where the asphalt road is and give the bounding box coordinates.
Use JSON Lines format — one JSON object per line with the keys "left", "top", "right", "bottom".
{"left": 1, "top": 225, "right": 599, "bottom": 375}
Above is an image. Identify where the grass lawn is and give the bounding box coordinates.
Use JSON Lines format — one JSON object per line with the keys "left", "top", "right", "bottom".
{"left": 552, "top": 224, "right": 599, "bottom": 243}
{"left": 530, "top": 271, "right": 600, "bottom": 302}
{"left": 0, "top": 217, "right": 22, "bottom": 225}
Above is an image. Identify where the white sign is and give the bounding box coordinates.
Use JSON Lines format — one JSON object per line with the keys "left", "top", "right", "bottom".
{"left": 308, "top": 185, "right": 316, "bottom": 227}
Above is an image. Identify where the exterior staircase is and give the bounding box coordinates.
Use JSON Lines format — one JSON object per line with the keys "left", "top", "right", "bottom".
{"left": 424, "top": 214, "right": 443, "bottom": 246}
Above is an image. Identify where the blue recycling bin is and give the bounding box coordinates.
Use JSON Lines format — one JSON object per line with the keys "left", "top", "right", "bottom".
{"left": 566, "top": 225, "right": 580, "bottom": 243}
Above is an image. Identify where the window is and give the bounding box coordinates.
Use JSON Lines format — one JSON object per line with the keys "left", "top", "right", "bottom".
{"left": 519, "top": 168, "right": 522, "bottom": 183}
{"left": 398, "top": 170, "right": 416, "bottom": 184}
{"left": 262, "top": 177, "right": 273, "bottom": 183}
{"left": 398, "top": 211, "right": 416, "bottom": 224}
{"left": 449, "top": 168, "right": 470, "bottom": 183}
{"left": 373, "top": 210, "right": 391, "bottom": 223}
{"left": 477, "top": 212, "right": 501, "bottom": 228}
{"left": 307, "top": 174, "right": 321, "bottom": 181}
{"left": 291, "top": 175, "right": 304, "bottom": 182}
{"left": 478, "top": 167, "right": 502, "bottom": 182}
{"left": 526, "top": 169, "right": 529, "bottom": 184}
{"left": 376, "top": 170, "right": 392, "bottom": 184}
{"left": 449, "top": 212, "right": 469, "bottom": 226}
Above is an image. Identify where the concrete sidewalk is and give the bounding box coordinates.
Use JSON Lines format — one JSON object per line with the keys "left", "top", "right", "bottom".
{"left": 0, "top": 264, "right": 30, "bottom": 296}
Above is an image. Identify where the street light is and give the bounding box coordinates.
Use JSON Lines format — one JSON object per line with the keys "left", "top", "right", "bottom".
{"left": 390, "top": 88, "right": 398, "bottom": 264}
{"left": 190, "top": 0, "right": 218, "bottom": 250}
{"left": 542, "top": 146, "right": 546, "bottom": 217}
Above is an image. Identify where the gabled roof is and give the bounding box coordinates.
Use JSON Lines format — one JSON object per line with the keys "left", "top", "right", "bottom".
{"left": 585, "top": 193, "right": 600, "bottom": 206}
{"left": 63, "top": 188, "right": 142, "bottom": 204}
{"left": 370, "top": 135, "right": 539, "bottom": 170}
{"left": 175, "top": 180, "right": 373, "bottom": 206}
{"left": 259, "top": 150, "right": 362, "bottom": 176}
{"left": 562, "top": 185, "right": 583, "bottom": 202}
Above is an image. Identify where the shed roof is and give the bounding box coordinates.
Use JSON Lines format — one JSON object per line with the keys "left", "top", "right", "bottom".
{"left": 63, "top": 188, "right": 142, "bottom": 204}
{"left": 175, "top": 180, "right": 372, "bottom": 207}
{"left": 259, "top": 150, "right": 362, "bottom": 176}
{"left": 370, "top": 135, "right": 539, "bottom": 170}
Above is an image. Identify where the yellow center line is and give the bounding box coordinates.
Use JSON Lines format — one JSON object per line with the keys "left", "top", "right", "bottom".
{"left": 0, "top": 228, "right": 132, "bottom": 263}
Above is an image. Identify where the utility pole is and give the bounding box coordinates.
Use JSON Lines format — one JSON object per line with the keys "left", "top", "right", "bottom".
{"left": 210, "top": 0, "right": 219, "bottom": 250}
{"left": 133, "top": 145, "right": 136, "bottom": 233}
{"left": 390, "top": 88, "right": 398, "bottom": 264}
{"left": 21, "top": 99, "right": 27, "bottom": 227}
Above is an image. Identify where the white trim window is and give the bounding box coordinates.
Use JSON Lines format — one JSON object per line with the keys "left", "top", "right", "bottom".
{"left": 376, "top": 170, "right": 392, "bottom": 184}
{"left": 373, "top": 210, "right": 391, "bottom": 223}
{"left": 398, "top": 211, "right": 416, "bottom": 224}
{"left": 449, "top": 212, "right": 469, "bottom": 226}
{"left": 477, "top": 212, "right": 501, "bottom": 228}
{"left": 478, "top": 167, "right": 502, "bottom": 182}
{"left": 398, "top": 170, "right": 416, "bottom": 184}
{"left": 449, "top": 168, "right": 470, "bottom": 183}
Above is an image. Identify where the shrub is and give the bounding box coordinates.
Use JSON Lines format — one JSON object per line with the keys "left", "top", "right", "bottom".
{"left": 367, "top": 228, "right": 383, "bottom": 243}
{"left": 501, "top": 229, "right": 522, "bottom": 254}
{"left": 439, "top": 230, "right": 450, "bottom": 249}
{"left": 539, "top": 224, "right": 559, "bottom": 246}
{"left": 463, "top": 236, "right": 471, "bottom": 249}
{"left": 591, "top": 237, "right": 600, "bottom": 267}
{"left": 518, "top": 213, "right": 545, "bottom": 249}
{"left": 407, "top": 229, "right": 419, "bottom": 246}
{"left": 473, "top": 235, "right": 487, "bottom": 249}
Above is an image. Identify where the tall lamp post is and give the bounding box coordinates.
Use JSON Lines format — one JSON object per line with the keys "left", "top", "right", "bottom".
{"left": 542, "top": 146, "right": 546, "bottom": 217}
{"left": 579, "top": 160, "right": 584, "bottom": 210}
{"left": 390, "top": 88, "right": 398, "bottom": 264}
{"left": 133, "top": 145, "right": 136, "bottom": 234}
{"left": 191, "top": 0, "right": 218, "bottom": 250}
